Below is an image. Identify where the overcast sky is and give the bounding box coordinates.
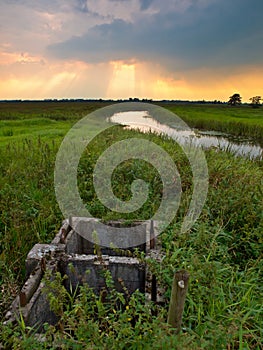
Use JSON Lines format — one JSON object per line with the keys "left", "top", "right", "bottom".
{"left": 0, "top": 0, "right": 262, "bottom": 101}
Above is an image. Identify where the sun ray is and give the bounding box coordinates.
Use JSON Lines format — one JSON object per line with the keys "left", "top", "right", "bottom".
{"left": 106, "top": 61, "right": 136, "bottom": 99}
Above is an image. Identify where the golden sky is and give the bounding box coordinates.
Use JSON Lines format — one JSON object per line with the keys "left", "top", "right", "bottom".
{"left": 1, "top": 0, "right": 262, "bottom": 102}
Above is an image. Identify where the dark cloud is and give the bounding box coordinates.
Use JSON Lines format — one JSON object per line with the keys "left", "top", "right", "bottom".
{"left": 48, "top": 0, "right": 263, "bottom": 71}
{"left": 75, "top": 0, "right": 89, "bottom": 13}
{"left": 139, "top": 0, "right": 154, "bottom": 10}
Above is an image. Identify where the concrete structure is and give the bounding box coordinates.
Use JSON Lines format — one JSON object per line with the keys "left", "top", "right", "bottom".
{"left": 4, "top": 218, "right": 163, "bottom": 332}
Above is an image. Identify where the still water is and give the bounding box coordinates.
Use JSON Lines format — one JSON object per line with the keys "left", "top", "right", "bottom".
{"left": 109, "top": 111, "right": 262, "bottom": 160}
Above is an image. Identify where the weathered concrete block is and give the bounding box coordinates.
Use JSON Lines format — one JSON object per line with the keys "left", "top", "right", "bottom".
{"left": 65, "top": 230, "right": 83, "bottom": 255}
{"left": 60, "top": 254, "right": 145, "bottom": 295}
{"left": 6, "top": 218, "right": 162, "bottom": 333}
{"left": 26, "top": 243, "right": 65, "bottom": 277}
{"left": 24, "top": 281, "right": 59, "bottom": 332}
{"left": 68, "top": 217, "right": 149, "bottom": 254}
{"left": 20, "top": 266, "right": 43, "bottom": 307}
{"left": 4, "top": 261, "right": 59, "bottom": 332}
{"left": 52, "top": 219, "right": 71, "bottom": 244}
{"left": 61, "top": 255, "right": 107, "bottom": 293}
{"left": 109, "top": 256, "right": 145, "bottom": 293}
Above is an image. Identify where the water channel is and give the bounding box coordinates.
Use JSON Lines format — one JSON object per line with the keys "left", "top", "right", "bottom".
{"left": 109, "top": 111, "right": 262, "bottom": 160}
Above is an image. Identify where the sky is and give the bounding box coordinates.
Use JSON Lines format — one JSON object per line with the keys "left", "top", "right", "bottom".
{"left": 0, "top": 0, "right": 263, "bottom": 102}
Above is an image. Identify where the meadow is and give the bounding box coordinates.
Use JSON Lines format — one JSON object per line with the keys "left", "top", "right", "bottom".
{"left": 162, "top": 103, "right": 263, "bottom": 144}
{"left": 0, "top": 101, "right": 262, "bottom": 349}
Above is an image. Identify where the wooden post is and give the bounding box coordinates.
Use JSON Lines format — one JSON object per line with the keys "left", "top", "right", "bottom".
{"left": 150, "top": 220, "right": 155, "bottom": 249}
{"left": 150, "top": 220, "right": 157, "bottom": 302}
{"left": 167, "top": 269, "right": 190, "bottom": 334}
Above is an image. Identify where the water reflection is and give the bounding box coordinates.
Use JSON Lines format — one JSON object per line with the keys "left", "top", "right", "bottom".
{"left": 109, "top": 111, "right": 262, "bottom": 160}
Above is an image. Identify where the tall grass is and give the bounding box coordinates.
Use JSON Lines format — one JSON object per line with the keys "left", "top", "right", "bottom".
{"left": 0, "top": 101, "right": 112, "bottom": 121}
{"left": 0, "top": 103, "right": 262, "bottom": 349}
{"left": 0, "top": 138, "right": 63, "bottom": 305}
{"left": 163, "top": 104, "right": 263, "bottom": 143}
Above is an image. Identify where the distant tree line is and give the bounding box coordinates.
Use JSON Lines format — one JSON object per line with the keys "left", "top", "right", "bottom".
{"left": 228, "top": 93, "right": 261, "bottom": 107}
{"left": 1, "top": 95, "right": 262, "bottom": 107}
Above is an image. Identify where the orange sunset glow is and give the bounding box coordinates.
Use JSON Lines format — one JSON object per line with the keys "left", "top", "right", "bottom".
{"left": 0, "top": 1, "right": 262, "bottom": 102}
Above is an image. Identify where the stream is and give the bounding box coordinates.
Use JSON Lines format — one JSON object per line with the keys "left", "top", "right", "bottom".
{"left": 109, "top": 111, "right": 262, "bottom": 160}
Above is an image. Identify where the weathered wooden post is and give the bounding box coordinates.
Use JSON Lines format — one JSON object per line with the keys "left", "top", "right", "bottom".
{"left": 150, "top": 220, "right": 157, "bottom": 302}
{"left": 167, "top": 269, "right": 190, "bottom": 334}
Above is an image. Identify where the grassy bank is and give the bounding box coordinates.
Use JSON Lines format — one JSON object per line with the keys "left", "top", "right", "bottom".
{"left": 162, "top": 103, "right": 263, "bottom": 143}
{"left": 0, "top": 102, "right": 262, "bottom": 349}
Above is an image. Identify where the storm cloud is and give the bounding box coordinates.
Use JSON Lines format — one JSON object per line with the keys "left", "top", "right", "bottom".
{"left": 1, "top": 0, "right": 263, "bottom": 100}
{"left": 48, "top": 0, "right": 263, "bottom": 70}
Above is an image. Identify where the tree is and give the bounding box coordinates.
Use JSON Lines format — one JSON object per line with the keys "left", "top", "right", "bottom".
{"left": 249, "top": 96, "right": 261, "bottom": 108}
{"left": 228, "top": 93, "right": 242, "bottom": 106}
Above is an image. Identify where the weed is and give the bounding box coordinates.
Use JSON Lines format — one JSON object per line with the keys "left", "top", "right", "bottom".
{"left": 0, "top": 101, "right": 262, "bottom": 349}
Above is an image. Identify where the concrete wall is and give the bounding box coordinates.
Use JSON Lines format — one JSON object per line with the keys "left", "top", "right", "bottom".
{"left": 4, "top": 218, "right": 161, "bottom": 332}
{"left": 60, "top": 254, "right": 145, "bottom": 294}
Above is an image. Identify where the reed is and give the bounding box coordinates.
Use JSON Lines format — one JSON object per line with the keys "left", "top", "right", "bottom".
{"left": 0, "top": 102, "right": 262, "bottom": 349}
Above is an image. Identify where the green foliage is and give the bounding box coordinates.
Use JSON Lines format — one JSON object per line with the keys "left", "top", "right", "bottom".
{"left": 2, "top": 129, "right": 13, "bottom": 137}
{"left": 1, "top": 253, "right": 262, "bottom": 349}
{"left": 228, "top": 93, "right": 242, "bottom": 106}
{"left": 0, "top": 101, "right": 262, "bottom": 349}
{"left": 249, "top": 96, "right": 261, "bottom": 108}
{"left": 0, "top": 101, "right": 111, "bottom": 121}
{"left": 164, "top": 103, "right": 263, "bottom": 143}
{"left": 0, "top": 137, "right": 63, "bottom": 318}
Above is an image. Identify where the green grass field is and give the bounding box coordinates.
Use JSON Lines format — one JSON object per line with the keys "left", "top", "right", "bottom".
{"left": 0, "top": 101, "right": 112, "bottom": 146}
{"left": 1, "top": 101, "right": 262, "bottom": 146}
{"left": 0, "top": 101, "right": 262, "bottom": 349}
